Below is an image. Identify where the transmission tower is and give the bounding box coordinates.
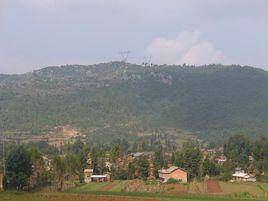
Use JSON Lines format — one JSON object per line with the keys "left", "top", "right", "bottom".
{"left": 119, "top": 50, "right": 130, "bottom": 70}
{"left": 142, "top": 56, "right": 152, "bottom": 67}
{"left": 119, "top": 50, "right": 130, "bottom": 63}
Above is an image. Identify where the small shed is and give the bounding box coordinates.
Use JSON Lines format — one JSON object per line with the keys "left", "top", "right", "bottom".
{"left": 90, "top": 174, "right": 111, "bottom": 182}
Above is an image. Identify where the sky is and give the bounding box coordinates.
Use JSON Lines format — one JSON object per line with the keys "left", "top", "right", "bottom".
{"left": 0, "top": 0, "right": 268, "bottom": 74}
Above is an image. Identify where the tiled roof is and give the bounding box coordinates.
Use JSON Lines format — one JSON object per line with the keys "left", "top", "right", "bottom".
{"left": 158, "top": 166, "right": 185, "bottom": 174}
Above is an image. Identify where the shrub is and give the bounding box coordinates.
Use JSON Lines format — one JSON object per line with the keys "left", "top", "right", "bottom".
{"left": 166, "top": 178, "right": 181, "bottom": 184}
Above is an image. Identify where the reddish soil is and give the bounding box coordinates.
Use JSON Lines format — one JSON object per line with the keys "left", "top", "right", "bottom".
{"left": 44, "top": 194, "right": 162, "bottom": 201}
{"left": 163, "top": 184, "right": 187, "bottom": 193}
{"left": 99, "top": 181, "right": 118, "bottom": 192}
{"left": 206, "top": 180, "right": 223, "bottom": 194}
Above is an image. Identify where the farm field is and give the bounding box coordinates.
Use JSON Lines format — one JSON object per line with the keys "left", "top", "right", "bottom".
{"left": 1, "top": 191, "right": 268, "bottom": 201}
{"left": 1, "top": 181, "right": 268, "bottom": 201}
{"left": 219, "top": 182, "right": 264, "bottom": 196}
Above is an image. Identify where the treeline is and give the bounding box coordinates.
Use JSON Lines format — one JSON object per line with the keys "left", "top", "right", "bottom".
{"left": 2, "top": 134, "right": 268, "bottom": 191}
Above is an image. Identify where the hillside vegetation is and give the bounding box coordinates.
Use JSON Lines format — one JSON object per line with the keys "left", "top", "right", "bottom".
{"left": 0, "top": 62, "right": 268, "bottom": 141}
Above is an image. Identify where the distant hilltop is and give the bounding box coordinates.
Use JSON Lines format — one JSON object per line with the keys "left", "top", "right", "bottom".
{"left": 0, "top": 62, "right": 268, "bottom": 142}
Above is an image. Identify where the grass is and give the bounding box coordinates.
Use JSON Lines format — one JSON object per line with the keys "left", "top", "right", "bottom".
{"left": 219, "top": 182, "right": 264, "bottom": 196}
{"left": 258, "top": 183, "right": 268, "bottom": 193}
{"left": 1, "top": 181, "right": 268, "bottom": 201}
{"left": 108, "top": 180, "right": 131, "bottom": 192}
{"left": 70, "top": 182, "right": 108, "bottom": 192}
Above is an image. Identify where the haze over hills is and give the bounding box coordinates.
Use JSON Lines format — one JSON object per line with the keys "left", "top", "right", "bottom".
{"left": 0, "top": 62, "right": 268, "bottom": 142}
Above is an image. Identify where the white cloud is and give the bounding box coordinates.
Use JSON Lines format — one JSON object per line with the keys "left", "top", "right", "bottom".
{"left": 145, "top": 30, "right": 231, "bottom": 65}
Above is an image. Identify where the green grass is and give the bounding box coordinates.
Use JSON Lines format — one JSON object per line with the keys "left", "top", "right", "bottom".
{"left": 258, "top": 183, "right": 268, "bottom": 193}
{"left": 69, "top": 182, "right": 108, "bottom": 192}
{"left": 108, "top": 180, "right": 131, "bottom": 192}
{"left": 219, "top": 182, "right": 264, "bottom": 196}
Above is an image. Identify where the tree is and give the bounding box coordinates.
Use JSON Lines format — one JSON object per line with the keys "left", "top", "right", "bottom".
{"left": 29, "top": 147, "right": 49, "bottom": 187}
{"left": 52, "top": 156, "right": 66, "bottom": 191}
{"left": 202, "top": 158, "right": 220, "bottom": 177}
{"left": 110, "top": 144, "right": 120, "bottom": 163}
{"left": 72, "top": 139, "right": 84, "bottom": 154}
{"left": 224, "top": 134, "right": 251, "bottom": 167}
{"left": 139, "top": 156, "right": 149, "bottom": 180}
{"left": 175, "top": 141, "right": 202, "bottom": 180}
{"left": 65, "top": 153, "right": 80, "bottom": 181}
{"left": 5, "top": 146, "right": 33, "bottom": 190}
{"left": 253, "top": 136, "right": 268, "bottom": 161}
{"left": 153, "top": 144, "right": 164, "bottom": 177}
{"left": 127, "top": 162, "right": 136, "bottom": 179}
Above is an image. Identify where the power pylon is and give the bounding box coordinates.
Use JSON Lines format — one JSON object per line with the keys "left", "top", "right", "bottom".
{"left": 142, "top": 56, "right": 152, "bottom": 67}
{"left": 119, "top": 50, "right": 130, "bottom": 70}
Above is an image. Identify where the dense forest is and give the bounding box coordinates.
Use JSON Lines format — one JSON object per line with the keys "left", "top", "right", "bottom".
{"left": 0, "top": 62, "right": 268, "bottom": 142}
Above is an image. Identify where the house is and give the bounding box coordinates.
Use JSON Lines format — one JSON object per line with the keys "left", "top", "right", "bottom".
{"left": 232, "top": 168, "right": 256, "bottom": 182}
{"left": 158, "top": 166, "right": 187, "bottom": 183}
{"left": 0, "top": 171, "right": 3, "bottom": 191}
{"left": 127, "top": 152, "right": 154, "bottom": 162}
{"left": 90, "top": 174, "right": 111, "bottom": 182}
{"left": 84, "top": 169, "right": 111, "bottom": 183}
{"left": 215, "top": 155, "right": 227, "bottom": 165}
{"left": 84, "top": 169, "right": 93, "bottom": 183}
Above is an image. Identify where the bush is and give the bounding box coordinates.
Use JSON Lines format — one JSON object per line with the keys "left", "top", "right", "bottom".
{"left": 166, "top": 178, "right": 181, "bottom": 184}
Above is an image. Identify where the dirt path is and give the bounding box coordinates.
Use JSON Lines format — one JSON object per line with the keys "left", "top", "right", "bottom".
{"left": 99, "top": 181, "right": 118, "bottom": 192}
{"left": 206, "top": 180, "right": 223, "bottom": 194}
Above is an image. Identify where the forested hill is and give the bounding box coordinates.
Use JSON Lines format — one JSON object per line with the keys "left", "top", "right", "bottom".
{"left": 0, "top": 62, "right": 268, "bottom": 141}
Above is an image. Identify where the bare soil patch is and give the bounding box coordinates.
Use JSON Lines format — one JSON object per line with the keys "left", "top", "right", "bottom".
{"left": 206, "top": 180, "right": 222, "bottom": 194}
{"left": 99, "top": 181, "right": 118, "bottom": 192}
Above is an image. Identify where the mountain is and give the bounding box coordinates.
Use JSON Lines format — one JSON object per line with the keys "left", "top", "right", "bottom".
{"left": 0, "top": 62, "right": 268, "bottom": 142}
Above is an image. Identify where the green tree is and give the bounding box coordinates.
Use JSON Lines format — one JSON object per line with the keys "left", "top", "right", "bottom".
{"left": 110, "top": 144, "right": 120, "bottom": 163}
{"left": 52, "top": 156, "right": 66, "bottom": 191}
{"left": 153, "top": 144, "right": 164, "bottom": 178}
{"left": 29, "top": 147, "right": 48, "bottom": 187}
{"left": 65, "top": 153, "right": 80, "bottom": 181}
{"left": 175, "top": 142, "right": 202, "bottom": 180}
{"left": 224, "top": 134, "right": 251, "bottom": 167}
{"left": 253, "top": 136, "right": 268, "bottom": 161}
{"left": 5, "top": 146, "right": 33, "bottom": 190}
{"left": 202, "top": 158, "right": 220, "bottom": 177}
{"left": 139, "top": 156, "right": 149, "bottom": 180}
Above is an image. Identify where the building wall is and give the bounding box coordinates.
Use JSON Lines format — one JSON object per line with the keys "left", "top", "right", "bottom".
{"left": 159, "top": 169, "right": 187, "bottom": 183}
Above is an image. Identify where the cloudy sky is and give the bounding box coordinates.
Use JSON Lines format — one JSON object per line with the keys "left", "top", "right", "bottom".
{"left": 1, "top": 0, "right": 268, "bottom": 74}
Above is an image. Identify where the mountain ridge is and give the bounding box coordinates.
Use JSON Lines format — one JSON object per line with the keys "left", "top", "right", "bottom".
{"left": 0, "top": 62, "right": 268, "bottom": 142}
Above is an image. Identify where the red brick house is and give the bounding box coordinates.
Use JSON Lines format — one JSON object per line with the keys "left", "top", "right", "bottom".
{"left": 158, "top": 166, "right": 187, "bottom": 183}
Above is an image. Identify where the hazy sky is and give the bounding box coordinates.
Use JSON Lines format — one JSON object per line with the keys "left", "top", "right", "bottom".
{"left": 1, "top": 0, "right": 268, "bottom": 74}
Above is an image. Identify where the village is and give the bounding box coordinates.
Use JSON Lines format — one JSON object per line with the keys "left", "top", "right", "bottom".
{"left": 1, "top": 132, "right": 266, "bottom": 197}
